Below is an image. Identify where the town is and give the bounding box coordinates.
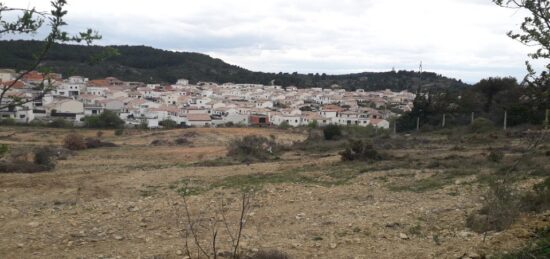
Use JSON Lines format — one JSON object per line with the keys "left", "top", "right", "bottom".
{"left": 0, "top": 69, "right": 415, "bottom": 129}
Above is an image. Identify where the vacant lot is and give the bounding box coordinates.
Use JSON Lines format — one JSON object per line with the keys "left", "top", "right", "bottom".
{"left": 0, "top": 126, "right": 548, "bottom": 258}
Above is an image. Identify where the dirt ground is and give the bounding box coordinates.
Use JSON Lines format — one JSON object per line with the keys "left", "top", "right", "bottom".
{"left": 0, "top": 126, "right": 548, "bottom": 259}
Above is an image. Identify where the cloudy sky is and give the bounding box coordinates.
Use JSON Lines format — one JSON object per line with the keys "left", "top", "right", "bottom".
{"left": 1, "top": 0, "right": 544, "bottom": 83}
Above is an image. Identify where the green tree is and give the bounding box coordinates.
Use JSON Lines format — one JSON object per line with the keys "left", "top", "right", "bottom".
{"left": 83, "top": 110, "right": 124, "bottom": 129}
{"left": 159, "top": 119, "right": 178, "bottom": 129}
{"left": 494, "top": 0, "right": 549, "bottom": 119}
{"left": 0, "top": 0, "right": 100, "bottom": 109}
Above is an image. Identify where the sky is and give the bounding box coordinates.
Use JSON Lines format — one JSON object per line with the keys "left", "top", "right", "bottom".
{"left": 0, "top": 0, "right": 545, "bottom": 83}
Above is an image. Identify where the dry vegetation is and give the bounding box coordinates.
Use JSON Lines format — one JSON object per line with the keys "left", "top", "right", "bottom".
{"left": 0, "top": 125, "right": 548, "bottom": 258}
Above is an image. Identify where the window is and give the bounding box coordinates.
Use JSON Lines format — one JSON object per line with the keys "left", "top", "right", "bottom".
{"left": 19, "top": 114, "right": 26, "bottom": 119}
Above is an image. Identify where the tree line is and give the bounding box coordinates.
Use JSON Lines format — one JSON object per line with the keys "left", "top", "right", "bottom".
{"left": 0, "top": 40, "right": 467, "bottom": 91}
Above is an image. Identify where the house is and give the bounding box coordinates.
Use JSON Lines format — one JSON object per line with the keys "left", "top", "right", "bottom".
{"left": 45, "top": 98, "right": 84, "bottom": 114}
{"left": 369, "top": 119, "right": 390, "bottom": 129}
{"left": 187, "top": 114, "right": 212, "bottom": 127}
{"left": 0, "top": 98, "right": 34, "bottom": 123}
{"left": 0, "top": 69, "right": 16, "bottom": 82}
{"left": 249, "top": 114, "right": 270, "bottom": 127}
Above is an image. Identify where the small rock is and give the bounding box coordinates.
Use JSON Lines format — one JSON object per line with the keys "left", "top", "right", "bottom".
{"left": 459, "top": 231, "right": 473, "bottom": 238}
{"left": 17, "top": 243, "right": 24, "bottom": 248}
{"left": 28, "top": 221, "right": 40, "bottom": 227}
{"left": 176, "top": 250, "right": 183, "bottom": 255}
{"left": 330, "top": 243, "right": 338, "bottom": 249}
{"left": 113, "top": 235, "right": 124, "bottom": 241}
{"left": 399, "top": 233, "right": 409, "bottom": 240}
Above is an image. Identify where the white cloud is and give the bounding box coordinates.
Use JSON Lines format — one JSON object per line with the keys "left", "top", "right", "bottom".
{"left": 0, "top": 0, "right": 544, "bottom": 82}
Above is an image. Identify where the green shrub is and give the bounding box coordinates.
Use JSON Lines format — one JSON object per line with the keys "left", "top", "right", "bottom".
{"left": 83, "top": 110, "right": 124, "bottom": 129}
{"left": 323, "top": 124, "right": 342, "bottom": 140}
{"left": 63, "top": 133, "right": 87, "bottom": 150}
{"left": 33, "top": 146, "right": 56, "bottom": 170}
{"left": 227, "top": 135, "right": 280, "bottom": 162}
{"left": 521, "top": 177, "right": 550, "bottom": 213}
{"left": 466, "top": 179, "right": 520, "bottom": 233}
{"left": 49, "top": 118, "right": 72, "bottom": 128}
{"left": 307, "top": 120, "right": 318, "bottom": 129}
{"left": 278, "top": 121, "right": 291, "bottom": 130}
{"left": 159, "top": 119, "right": 178, "bottom": 129}
{"left": 470, "top": 117, "right": 495, "bottom": 133}
{"left": 0, "top": 144, "right": 8, "bottom": 158}
{"left": 487, "top": 149, "right": 504, "bottom": 162}
{"left": 114, "top": 128, "right": 124, "bottom": 136}
{"left": 0, "top": 118, "right": 16, "bottom": 125}
{"left": 340, "top": 139, "right": 384, "bottom": 162}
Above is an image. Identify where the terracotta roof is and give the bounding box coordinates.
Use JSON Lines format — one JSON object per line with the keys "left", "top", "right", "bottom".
{"left": 187, "top": 114, "right": 211, "bottom": 121}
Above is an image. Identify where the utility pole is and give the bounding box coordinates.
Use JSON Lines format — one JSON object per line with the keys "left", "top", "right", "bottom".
{"left": 393, "top": 119, "right": 397, "bottom": 135}
{"left": 471, "top": 112, "right": 475, "bottom": 125}
{"left": 545, "top": 109, "right": 549, "bottom": 130}
{"left": 442, "top": 113, "right": 446, "bottom": 128}
{"left": 503, "top": 110, "right": 508, "bottom": 131}
{"left": 416, "top": 117, "right": 420, "bottom": 132}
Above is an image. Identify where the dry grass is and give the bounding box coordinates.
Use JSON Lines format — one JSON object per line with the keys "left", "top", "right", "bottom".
{"left": 0, "top": 126, "right": 548, "bottom": 258}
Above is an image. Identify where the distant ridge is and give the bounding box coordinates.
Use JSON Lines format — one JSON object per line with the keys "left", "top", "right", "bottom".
{"left": 0, "top": 40, "right": 468, "bottom": 90}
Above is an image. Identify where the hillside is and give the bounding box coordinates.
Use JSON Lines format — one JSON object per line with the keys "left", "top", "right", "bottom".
{"left": 0, "top": 40, "right": 468, "bottom": 90}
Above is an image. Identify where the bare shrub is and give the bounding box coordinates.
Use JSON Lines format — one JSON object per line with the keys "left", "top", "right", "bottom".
{"left": 466, "top": 179, "right": 520, "bottom": 233}
{"left": 174, "top": 190, "right": 255, "bottom": 259}
{"left": 63, "top": 133, "right": 87, "bottom": 150}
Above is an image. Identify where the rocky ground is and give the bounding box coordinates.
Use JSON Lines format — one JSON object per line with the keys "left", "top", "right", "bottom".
{"left": 0, "top": 127, "right": 548, "bottom": 258}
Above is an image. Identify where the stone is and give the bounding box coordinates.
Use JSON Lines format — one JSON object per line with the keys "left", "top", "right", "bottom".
{"left": 176, "top": 250, "right": 183, "bottom": 255}
{"left": 113, "top": 235, "right": 124, "bottom": 240}
{"left": 296, "top": 213, "right": 306, "bottom": 220}
{"left": 27, "top": 221, "right": 40, "bottom": 227}
{"left": 330, "top": 243, "right": 338, "bottom": 249}
{"left": 459, "top": 231, "right": 473, "bottom": 238}
{"left": 399, "top": 233, "right": 409, "bottom": 240}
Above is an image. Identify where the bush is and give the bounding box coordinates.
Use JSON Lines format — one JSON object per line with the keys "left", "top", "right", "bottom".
{"left": 48, "top": 118, "right": 72, "bottom": 128}
{"left": 227, "top": 135, "right": 280, "bottom": 162}
{"left": 0, "top": 144, "right": 9, "bottom": 158}
{"left": 487, "top": 149, "right": 504, "bottom": 163}
{"left": 0, "top": 118, "right": 16, "bottom": 125}
{"left": 249, "top": 250, "right": 291, "bottom": 259}
{"left": 174, "top": 137, "right": 190, "bottom": 145}
{"left": 521, "top": 177, "right": 550, "bottom": 213}
{"left": 85, "top": 137, "right": 117, "bottom": 149}
{"left": 83, "top": 110, "right": 125, "bottom": 129}
{"left": 466, "top": 179, "right": 520, "bottom": 233}
{"left": 307, "top": 120, "right": 318, "bottom": 129}
{"left": 114, "top": 128, "right": 124, "bottom": 136}
{"left": 278, "top": 121, "right": 291, "bottom": 130}
{"left": 470, "top": 117, "right": 495, "bottom": 133}
{"left": 63, "top": 133, "right": 87, "bottom": 150}
{"left": 323, "top": 124, "right": 342, "bottom": 140}
{"left": 33, "top": 146, "right": 57, "bottom": 170}
{"left": 159, "top": 119, "right": 178, "bottom": 129}
{"left": 340, "top": 139, "right": 384, "bottom": 162}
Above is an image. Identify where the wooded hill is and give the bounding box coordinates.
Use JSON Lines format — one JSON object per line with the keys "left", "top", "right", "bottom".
{"left": 0, "top": 40, "right": 468, "bottom": 91}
